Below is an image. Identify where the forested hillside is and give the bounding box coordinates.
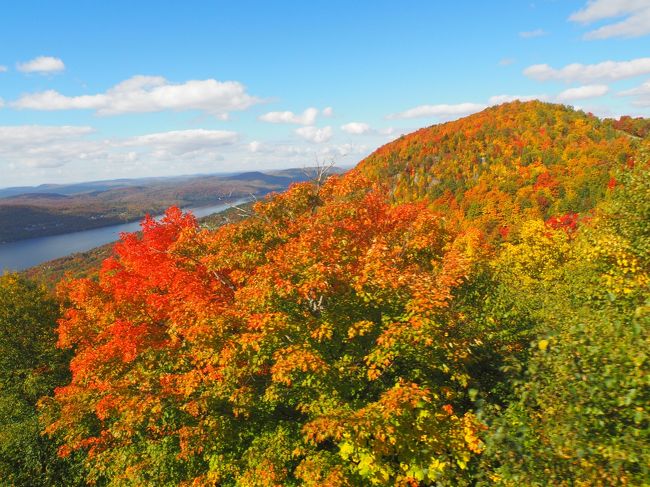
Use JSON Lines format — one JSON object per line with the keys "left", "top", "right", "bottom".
{"left": 357, "top": 101, "right": 638, "bottom": 238}
{"left": 1, "top": 102, "right": 648, "bottom": 486}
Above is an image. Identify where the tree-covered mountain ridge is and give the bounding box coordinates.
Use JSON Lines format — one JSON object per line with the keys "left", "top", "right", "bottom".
{"left": 2, "top": 101, "right": 648, "bottom": 486}
{"left": 355, "top": 100, "right": 644, "bottom": 238}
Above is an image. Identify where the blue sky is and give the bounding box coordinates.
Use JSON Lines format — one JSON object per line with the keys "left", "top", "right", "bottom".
{"left": 0, "top": 0, "right": 649, "bottom": 187}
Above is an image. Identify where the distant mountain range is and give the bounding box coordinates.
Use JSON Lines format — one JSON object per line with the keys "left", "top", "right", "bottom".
{"left": 0, "top": 168, "right": 345, "bottom": 199}
{"left": 0, "top": 167, "right": 345, "bottom": 243}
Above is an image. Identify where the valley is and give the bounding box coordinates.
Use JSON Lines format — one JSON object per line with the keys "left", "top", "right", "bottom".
{"left": 0, "top": 168, "right": 325, "bottom": 243}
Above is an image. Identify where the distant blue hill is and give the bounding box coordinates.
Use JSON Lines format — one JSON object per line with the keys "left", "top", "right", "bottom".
{"left": 0, "top": 168, "right": 345, "bottom": 199}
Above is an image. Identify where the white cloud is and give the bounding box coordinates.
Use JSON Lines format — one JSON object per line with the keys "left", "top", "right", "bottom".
{"left": 619, "top": 79, "right": 650, "bottom": 106}
{"left": 619, "top": 80, "right": 650, "bottom": 97}
{"left": 321, "top": 142, "right": 368, "bottom": 158}
{"left": 0, "top": 65, "right": 7, "bottom": 73}
{"left": 519, "top": 29, "right": 547, "bottom": 38}
{"left": 246, "top": 141, "right": 305, "bottom": 155}
{"left": 295, "top": 126, "right": 333, "bottom": 143}
{"left": 0, "top": 97, "right": 4, "bottom": 108}
{"left": 524, "top": 57, "right": 650, "bottom": 83}
{"left": 259, "top": 107, "right": 319, "bottom": 125}
{"left": 258, "top": 107, "right": 333, "bottom": 125}
{"left": 386, "top": 102, "right": 485, "bottom": 120}
{"left": 341, "top": 122, "right": 371, "bottom": 135}
{"left": 0, "top": 125, "right": 96, "bottom": 168}
{"left": 15, "top": 90, "right": 107, "bottom": 111}
{"left": 12, "top": 75, "right": 261, "bottom": 117}
{"left": 0, "top": 125, "right": 94, "bottom": 144}
{"left": 488, "top": 94, "right": 548, "bottom": 104}
{"left": 488, "top": 88, "right": 607, "bottom": 105}
{"left": 243, "top": 140, "right": 368, "bottom": 160}
{"left": 377, "top": 127, "right": 405, "bottom": 141}
{"left": 498, "top": 58, "right": 515, "bottom": 66}
{"left": 0, "top": 126, "right": 241, "bottom": 171}
{"left": 556, "top": 84, "right": 609, "bottom": 101}
{"left": 0, "top": 124, "right": 378, "bottom": 187}
{"left": 570, "top": 0, "right": 649, "bottom": 22}
{"left": 125, "top": 129, "right": 238, "bottom": 154}
{"left": 570, "top": 0, "right": 650, "bottom": 39}
{"left": 16, "top": 56, "right": 65, "bottom": 74}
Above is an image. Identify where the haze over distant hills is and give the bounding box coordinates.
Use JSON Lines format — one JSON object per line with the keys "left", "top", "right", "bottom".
{"left": 0, "top": 167, "right": 344, "bottom": 243}
{"left": 0, "top": 168, "right": 346, "bottom": 198}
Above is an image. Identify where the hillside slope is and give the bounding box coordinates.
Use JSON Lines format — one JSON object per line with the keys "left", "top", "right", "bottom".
{"left": 355, "top": 101, "right": 643, "bottom": 238}
{"left": 7, "top": 102, "right": 648, "bottom": 486}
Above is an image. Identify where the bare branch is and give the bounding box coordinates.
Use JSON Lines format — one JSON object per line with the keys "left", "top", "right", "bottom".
{"left": 303, "top": 156, "right": 337, "bottom": 190}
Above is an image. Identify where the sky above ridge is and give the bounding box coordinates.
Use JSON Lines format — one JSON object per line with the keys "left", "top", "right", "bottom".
{"left": 0, "top": 0, "right": 649, "bottom": 187}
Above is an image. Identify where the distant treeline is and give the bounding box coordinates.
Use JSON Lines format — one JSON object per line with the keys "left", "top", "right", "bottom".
{"left": 0, "top": 169, "right": 316, "bottom": 243}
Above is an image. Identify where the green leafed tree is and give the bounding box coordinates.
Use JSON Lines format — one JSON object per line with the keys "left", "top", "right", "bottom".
{"left": 0, "top": 274, "right": 84, "bottom": 486}
{"left": 483, "top": 164, "right": 650, "bottom": 486}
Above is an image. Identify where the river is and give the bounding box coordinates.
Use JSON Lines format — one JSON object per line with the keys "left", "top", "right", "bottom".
{"left": 0, "top": 199, "right": 249, "bottom": 272}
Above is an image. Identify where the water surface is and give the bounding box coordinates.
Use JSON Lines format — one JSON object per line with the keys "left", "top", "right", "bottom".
{"left": 0, "top": 200, "right": 248, "bottom": 272}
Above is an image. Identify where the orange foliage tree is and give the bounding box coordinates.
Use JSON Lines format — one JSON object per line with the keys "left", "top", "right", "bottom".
{"left": 45, "top": 173, "right": 510, "bottom": 486}
{"left": 37, "top": 101, "right": 650, "bottom": 486}
{"left": 357, "top": 101, "right": 640, "bottom": 240}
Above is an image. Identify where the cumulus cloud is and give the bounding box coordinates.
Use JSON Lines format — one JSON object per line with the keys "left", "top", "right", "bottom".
{"left": 295, "top": 126, "right": 333, "bottom": 143}
{"left": 0, "top": 65, "right": 7, "bottom": 73}
{"left": 15, "top": 91, "right": 107, "bottom": 111}
{"left": 117, "top": 129, "right": 238, "bottom": 165}
{"left": 0, "top": 125, "right": 97, "bottom": 168}
{"left": 16, "top": 56, "right": 65, "bottom": 73}
{"left": 388, "top": 90, "right": 611, "bottom": 125}
{"left": 12, "top": 75, "right": 261, "bottom": 117}
{"left": 246, "top": 141, "right": 309, "bottom": 155}
{"left": 125, "top": 129, "right": 238, "bottom": 153}
{"left": 519, "top": 28, "right": 547, "bottom": 38}
{"left": 378, "top": 127, "right": 396, "bottom": 135}
{"left": 258, "top": 107, "right": 334, "bottom": 125}
{"left": 0, "top": 125, "right": 241, "bottom": 172}
{"left": 244, "top": 140, "right": 369, "bottom": 163}
{"left": 340, "top": 122, "right": 371, "bottom": 135}
{"left": 619, "top": 79, "right": 650, "bottom": 106}
{"left": 570, "top": 0, "right": 650, "bottom": 39}
{"left": 570, "top": 0, "right": 649, "bottom": 22}
{"left": 488, "top": 94, "right": 549, "bottom": 104}
{"left": 1, "top": 124, "right": 377, "bottom": 186}
{"left": 259, "top": 107, "right": 319, "bottom": 125}
{"left": 0, "top": 125, "right": 94, "bottom": 144}
{"left": 524, "top": 57, "right": 650, "bottom": 83}
{"left": 556, "top": 84, "right": 609, "bottom": 101}
{"left": 386, "top": 102, "right": 485, "bottom": 120}
{"left": 488, "top": 88, "right": 607, "bottom": 105}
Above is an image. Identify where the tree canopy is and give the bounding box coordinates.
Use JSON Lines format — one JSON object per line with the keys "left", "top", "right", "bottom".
{"left": 2, "top": 101, "right": 647, "bottom": 486}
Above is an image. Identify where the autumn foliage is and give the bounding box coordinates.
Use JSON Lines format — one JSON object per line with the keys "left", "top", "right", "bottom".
{"left": 357, "top": 101, "right": 639, "bottom": 240}
{"left": 44, "top": 170, "right": 508, "bottom": 485}
{"left": 5, "top": 101, "right": 645, "bottom": 486}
